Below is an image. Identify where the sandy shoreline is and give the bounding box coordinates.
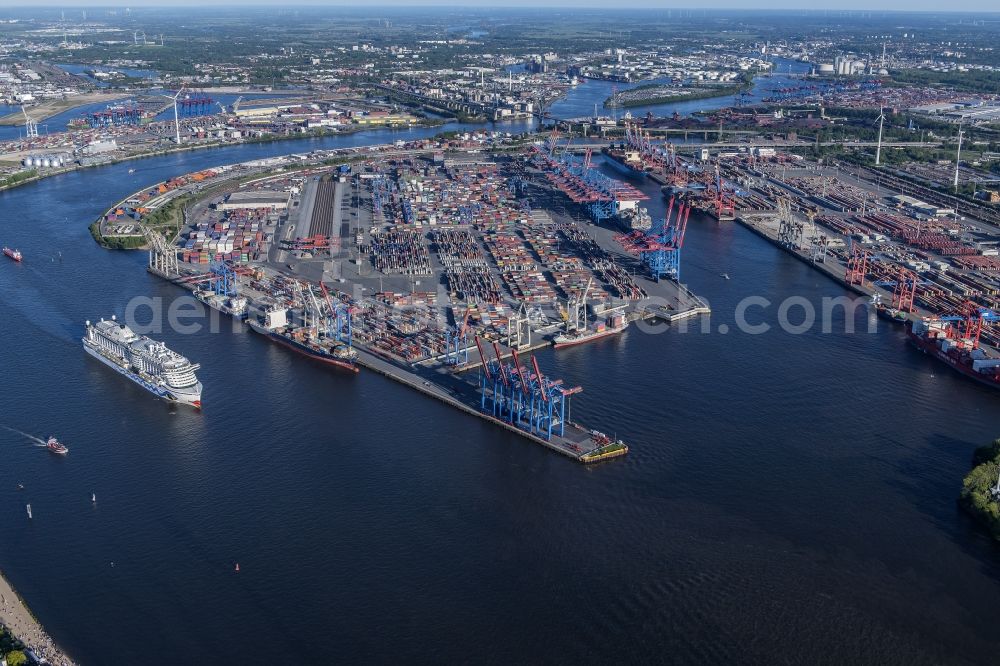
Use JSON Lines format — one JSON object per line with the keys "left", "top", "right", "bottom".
{"left": 0, "top": 570, "right": 77, "bottom": 666}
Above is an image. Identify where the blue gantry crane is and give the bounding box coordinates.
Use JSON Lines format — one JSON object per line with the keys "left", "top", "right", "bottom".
{"left": 210, "top": 261, "right": 239, "bottom": 296}
{"left": 320, "top": 282, "right": 353, "bottom": 348}
{"left": 474, "top": 338, "right": 582, "bottom": 441}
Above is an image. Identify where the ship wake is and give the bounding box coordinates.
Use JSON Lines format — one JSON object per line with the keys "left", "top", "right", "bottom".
{"left": 0, "top": 424, "right": 48, "bottom": 446}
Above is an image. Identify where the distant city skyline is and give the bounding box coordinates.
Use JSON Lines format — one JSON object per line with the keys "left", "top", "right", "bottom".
{"left": 1, "top": 1, "right": 998, "bottom": 11}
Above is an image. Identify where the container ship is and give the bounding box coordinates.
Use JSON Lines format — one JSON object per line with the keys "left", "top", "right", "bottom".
{"left": 3, "top": 247, "right": 22, "bottom": 262}
{"left": 248, "top": 305, "right": 358, "bottom": 373}
{"left": 706, "top": 204, "right": 736, "bottom": 223}
{"left": 601, "top": 146, "right": 649, "bottom": 179}
{"left": 194, "top": 290, "right": 249, "bottom": 320}
{"left": 83, "top": 315, "right": 203, "bottom": 407}
{"left": 619, "top": 206, "right": 652, "bottom": 232}
{"left": 553, "top": 313, "right": 628, "bottom": 349}
{"left": 907, "top": 318, "right": 1000, "bottom": 390}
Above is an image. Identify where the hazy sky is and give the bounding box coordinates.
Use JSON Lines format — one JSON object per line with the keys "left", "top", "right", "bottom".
{"left": 1, "top": 0, "right": 998, "bottom": 10}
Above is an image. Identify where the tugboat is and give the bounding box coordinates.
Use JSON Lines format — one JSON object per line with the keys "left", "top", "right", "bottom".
{"left": 46, "top": 436, "right": 68, "bottom": 455}
{"left": 3, "top": 247, "right": 23, "bottom": 262}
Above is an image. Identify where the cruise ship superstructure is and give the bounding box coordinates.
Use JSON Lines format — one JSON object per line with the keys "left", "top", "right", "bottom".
{"left": 83, "top": 315, "right": 203, "bottom": 407}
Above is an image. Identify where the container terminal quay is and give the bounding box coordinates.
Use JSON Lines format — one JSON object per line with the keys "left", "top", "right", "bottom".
{"left": 93, "top": 133, "right": 1000, "bottom": 462}
{"left": 100, "top": 142, "right": 714, "bottom": 463}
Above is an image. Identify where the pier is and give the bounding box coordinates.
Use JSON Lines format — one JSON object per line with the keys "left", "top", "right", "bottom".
{"left": 152, "top": 263, "right": 627, "bottom": 463}
{"left": 131, "top": 145, "right": 727, "bottom": 464}
{"left": 734, "top": 213, "right": 921, "bottom": 320}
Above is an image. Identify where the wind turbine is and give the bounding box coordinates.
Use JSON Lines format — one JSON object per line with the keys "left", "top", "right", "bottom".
{"left": 874, "top": 106, "right": 885, "bottom": 166}
{"left": 954, "top": 121, "right": 965, "bottom": 193}
{"left": 162, "top": 86, "right": 186, "bottom": 144}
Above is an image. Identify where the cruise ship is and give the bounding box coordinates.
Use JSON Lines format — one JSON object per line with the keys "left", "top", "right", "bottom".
{"left": 83, "top": 315, "right": 203, "bottom": 407}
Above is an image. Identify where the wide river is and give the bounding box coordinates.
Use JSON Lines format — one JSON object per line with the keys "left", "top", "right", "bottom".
{"left": 1, "top": 113, "right": 999, "bottom": 664}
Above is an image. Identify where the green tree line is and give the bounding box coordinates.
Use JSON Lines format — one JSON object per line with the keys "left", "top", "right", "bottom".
{"left": 961, "top": 439, "right": 1000, "bottom": 541}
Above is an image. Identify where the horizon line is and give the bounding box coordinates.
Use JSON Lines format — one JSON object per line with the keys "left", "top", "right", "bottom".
{"left": 3, "top": 3, "right": 1000, "bottom": 13}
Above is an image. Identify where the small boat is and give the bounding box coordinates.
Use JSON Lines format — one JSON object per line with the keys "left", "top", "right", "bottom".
{"left": 721, "top": 273, "right": 730, "bottom": 280}
{"left": 128, "top": 168, "right": 135, "bottom": 174}
{"left": 3, "top": 247, "right": 22, "bottom": 262}
{"left": 46, "top": 436, "right": 68, "bottom": 455}
{"left": 17, "top": 482, "right": 24, "bottom": 490}
{"left": 234, "top": 563, "right": 240, "bottom": 573}
{"left": 26, "top": 504, "right": 32, "bottom": 519}
{"left": 91, "top": 493, "right": 97, "bottom": 503}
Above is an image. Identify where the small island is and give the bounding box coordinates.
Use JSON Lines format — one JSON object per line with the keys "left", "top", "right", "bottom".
{"left": 960, "top": 439, "right": 1000, "bottom": 541}
{"left": 605, "top": 82, "right": 746, "bottom": 108}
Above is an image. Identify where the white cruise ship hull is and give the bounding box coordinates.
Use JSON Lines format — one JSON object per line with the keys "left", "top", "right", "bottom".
{"left": 83, "top": 341, "right": 202, "bottom": 407}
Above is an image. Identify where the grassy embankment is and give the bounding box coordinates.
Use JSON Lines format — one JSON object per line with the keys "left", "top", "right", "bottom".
{"left": 0, "top": 169, "right": 38, "bottom": 189}
{"left": 89, "top": 194, "right": 191, "bottom": 250}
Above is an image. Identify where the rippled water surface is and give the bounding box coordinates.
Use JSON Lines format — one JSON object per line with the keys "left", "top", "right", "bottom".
{"left": 0, "top": 129, "right": 999, "bottom": 665}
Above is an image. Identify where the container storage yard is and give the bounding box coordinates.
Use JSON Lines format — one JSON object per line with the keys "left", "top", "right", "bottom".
{"left": 131, "top": 149, "right": 718, "bottom": 463}
{"left": 117, "top": 129, "right": 1000, "bottom": 453}
{"left": 706, "top": 150, "right": 1000, "bottom": 365}
{"left": 529, "top": 130, "right": 1000, "bottom": 385}
{"left": 116, "top": 136, "right": 1000, "bottom": 402}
